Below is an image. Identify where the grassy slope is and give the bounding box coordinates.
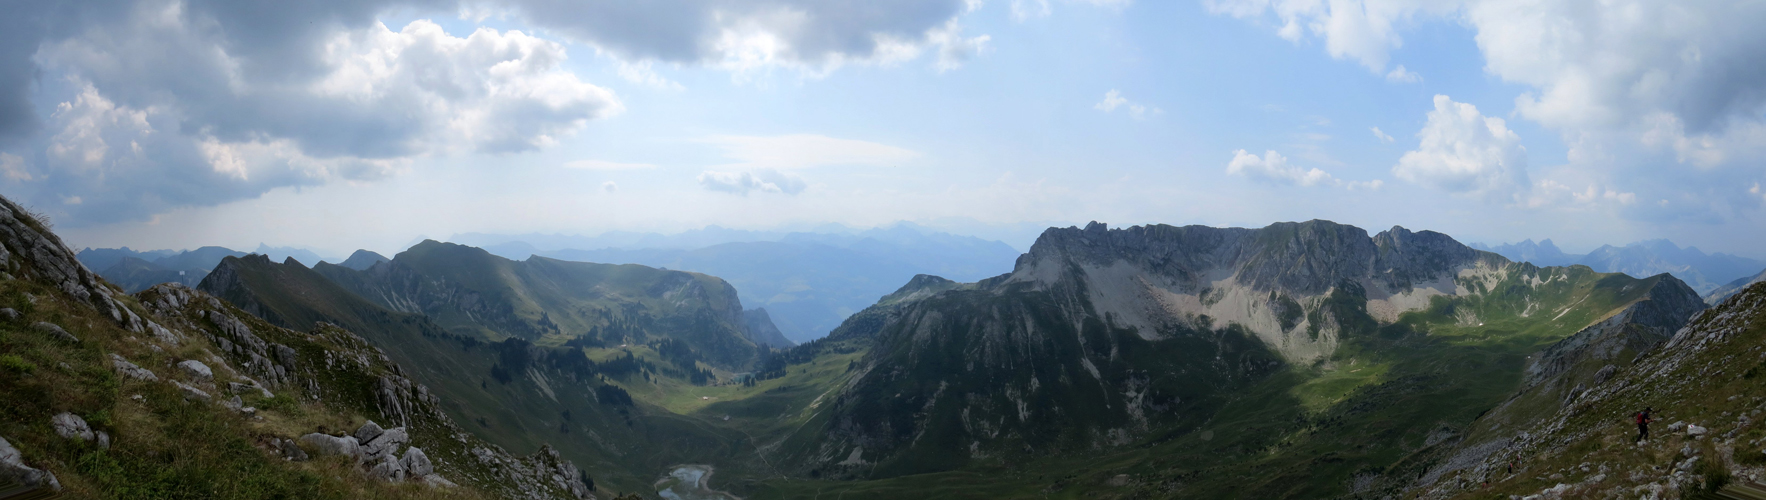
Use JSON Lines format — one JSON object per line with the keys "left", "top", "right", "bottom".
{"left": 0, "top": 273, "right": 491, "bottom": 498}
{"left": 1423, "top": 281, "right": 1766, "bottom": 500}
{"left": 691, "top": 265, "right": 1677, "bottom": 499}
{"left": 204, "top": 254, "right": 757, "bottom": 495}
{"left": 317, "top": 242, "right": 757, "bottom": 368}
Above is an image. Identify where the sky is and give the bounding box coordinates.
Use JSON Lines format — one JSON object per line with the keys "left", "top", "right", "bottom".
{"left": 2, "top": 0, "right": 1765, "bottom": 258}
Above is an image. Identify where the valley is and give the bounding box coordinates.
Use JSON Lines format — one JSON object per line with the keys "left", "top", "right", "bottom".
{"left": 29, "top": 212, "right": 1766, "bottom": 499}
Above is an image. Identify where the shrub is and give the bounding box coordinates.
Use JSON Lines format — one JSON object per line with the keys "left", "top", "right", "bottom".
{"left": 0, "top": 353, "right": 34, "bottom": 373}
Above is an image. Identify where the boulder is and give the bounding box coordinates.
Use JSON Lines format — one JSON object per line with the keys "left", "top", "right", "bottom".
{"left": 32, "top": 322, "right": 78, "bottom": 343}
{"left": 177, "top": 360, "right": 213, "bottom": 382}
{"left": 50, "top": 412, "right": 93, "bottom": 441}
{"left": 362, "top": 427, "right": 409, "bottom": 461}
{"left": 420, "top": 474, "right": 458, "bottom": 488}
{"left": 96, "top": 431, "right": 110, "bottom": 450}
{"left": 0, "top": 308, "right": 18, "bottom": 321}
{"left": 1668, "top": 421, "right": 1686, "bottom": 432}
{"left": 110, "top": 354, "right": 159, "bottom": 382}
{"left": 296, "top": 433, "right": 361, "bottom": 461}
{"left": 401, "top": 446, "right": 434, "bottom": 477}
{"left": 276, "top": 438, "right": 309, "bottom": 462}
{"left": 174, "top": 381, "right": 212, "bottom": 401}
{"left": 367, "top": 454, "right": 406, "bottom": 482}
{"left": 354, "top": 420, "right": 385, "bottom": 444}
{"left": 223, "top": 395, "right": 243, "bottom": 411}
{"left": 1688, "top": 424, "right": 1708, "bottom": 436}
{"left": 0, "top": 436, "right": 60, "bottom": 492}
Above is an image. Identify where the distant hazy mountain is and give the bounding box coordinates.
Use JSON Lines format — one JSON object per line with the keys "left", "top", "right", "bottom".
{"left": 75, "top": 246, "right": 180, "bottom": 271}
{"left": 96, "top": 256, "right": 205, "bottom": 292}
{"left": 533, "top": 225, "right": 1021, "bottom": 343}
{"left": 1468, "top": 238, "right": 1579, "bottom": 267}
{"left": 151, "top": 246, "right": 248, "bottom": 272}
{"left": 253, "top": 243, "right": 337, "bottom": 266}
{"left": 1475, "top": 238, "right": 1763, "bottom": 294}
{"left": 337, "top": 249, "right": 390, "bottom": 270}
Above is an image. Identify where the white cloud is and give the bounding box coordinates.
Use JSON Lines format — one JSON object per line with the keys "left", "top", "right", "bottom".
{"left": 602, "top": 180, "right": 618, "bottom": 193}
{"left": 1212, "top": 0, "right": 1766, "bottom": 222}
{"left": 1384, "top": 64, "right": 1422, "bottom": 83}
{"left": 564, "top": 160, "right": 658, "bottom": 170}
{"left": 1011, "top": 0, "right": 1054, "bottom": 20}
{"left": 615, "top": 60, "right": 685, "bottom": 90}
{"left": 1095, "top": 90, "right": 1129, "bottom": 112}
{"left": 1094, "top": 90, "right": 1163, "bottom": 119}
{"left": 1203, "top": 0, "right": 1447, "bottom": 72}
{"left": 698, "top": 169, "right": 807, "bottom": 195}
{"left": 1371, "top": 127, "right": 1395, "bottom": 143}
{"left": 313, "top": 20, "right": 621, "bottom": 154}
{"left": 1226, "top": 149, "right": 1378, "bottom": 189}
{"left": 929, "top": 21, "right": 992, "bottom": 73}
{"left": 0, "top": 153, "right": 29, "bottom": 181}
{"left": 1393, "top": 95, "right": 1528, "bottom": 201}
{"left": 703, "top": 134, "right": 918, "bottom": 170}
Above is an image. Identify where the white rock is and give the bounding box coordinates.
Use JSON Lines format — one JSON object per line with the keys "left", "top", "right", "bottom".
{"left": 367, "top": 454, "right": 406, "bottom": 482}
{"left": 110, "top": 354, "right": 159, "bottom": 382}
{"left": 401, "top": 447, "right": 434, "bottom": 477}
{"left": 177, "top": 360, "right": 213, "bottom": 382}
{"left": 174, "top": 381, "right": 212, "bottom": 401}
{"left": 297, "top": 433, "right": 361, "bottom": 461}
{"left": 50, "top": 413, "right": 93, "bottom": 441}
{"left": 1668, "top": 421, "right": 1687, "bottom": 431}
{"left": 1688, "top": 424, "right": 1708, "bottom": 436}
{"left": 32, "top": 322, "right": 78, "bottom": 343}
{"left": 96, "top": 431, "right": 110, "bottom": 450}
{"left": 421, "top": 474, "right": 457, "bottom": 488}
{"left": 0, "top": 436, "right": 61, "bottom": 492}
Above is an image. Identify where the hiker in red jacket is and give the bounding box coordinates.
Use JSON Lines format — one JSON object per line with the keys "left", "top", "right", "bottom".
{"left": 1635, "top": 407, "right": 1654, "bottom": 443}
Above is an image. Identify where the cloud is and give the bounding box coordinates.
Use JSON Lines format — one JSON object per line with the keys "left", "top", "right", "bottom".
{"left": 703, "top": 134, "right": 918, "bottom": 170}
{"left": 5, "top": 10, "right": 621, "bottom": 225}
{"left": 1371, "top": 127, "right": 1395, "bottom": 143}
{"left": 1392, "top": 95, "right": 1528, "bottom": 201}
{"left": 1212, "top": 0, "right": 1766, "bottom": 222}
{"left": 602, "top": 180, "right": 618, "bottom": 192}
{"left": 1226, "top": 149, "right": 1379, "bottom": 190}
{"left": 564, "top": 160, "right": 657, "bottom": 170}
{"left": 1011, "top": 0, "right": 1054, "bottom": 21}
{"left": 504, "top": 0, "right": 991, "bottom": 75}
{"left": 698, "top": 169, "right": 807, "bottom": 195}
{"left": 0, "top": 0, "right": 994, "bottom": 226}
{"left": 1384, "top": 64, "right": 1422, "bottom": 83}
{"left": 1094, "top": 90, "right": 1162, "bottom": 119}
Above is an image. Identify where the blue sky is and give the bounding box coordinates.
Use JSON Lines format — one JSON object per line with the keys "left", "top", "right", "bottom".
{"left": 3, "top": 0, "right": 1764, "bottom": 258}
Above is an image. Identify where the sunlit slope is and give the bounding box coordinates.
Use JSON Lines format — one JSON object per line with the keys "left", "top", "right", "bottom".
{"left": 723, "top": 221, "right": 1707, "bottom": 499}
{"left": 0, "top": 193, "right": 588, "bottom": 500}
{"left": 197, "top": 253, "right": 754, "bottom": 495}
{"left": 313, "top": 240, "right": 763, "bottom": 368}
{"left": 1414, "top": 281, "right": 1766, "bottom": 500}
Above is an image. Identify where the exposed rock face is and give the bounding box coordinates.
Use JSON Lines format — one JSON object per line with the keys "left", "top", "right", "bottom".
{"left": 401, "top": 446, "right": 434, "bottom": 477}
{"left": 1523, "top": 275, "right": 1706, "bottom": 387}
{"left": 0, "top": 436, "right": 60, "bottom": 492}
{"left": 177, "top": 360, "right": 214, "bottom": 381}
{"left": 50, "top": 413, "right": 93, "bottom": 441}
{"left": 298, "top": 433, "right": 362, "bottom": 461}
{"left": 0, "top": 196, "right": 143, "bottom": 333}
{"left": 32, "top": 322, "right": 78, "bottom": 343}
{"left": 1408, "top": 282, "right": 1766, "bottom": 500}
{"left": 742, "top": 307, "right": 796, "bottom": 348}
{"left": 110, "top": 354, "right": 159, "bottom": 381}
{"left": 1003, "top": 221, "right": 1505, "bottom": 363}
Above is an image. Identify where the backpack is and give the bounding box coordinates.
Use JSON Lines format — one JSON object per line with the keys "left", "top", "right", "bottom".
{"left": 1635, "top": 412, "right": 1646, "bottom": 424}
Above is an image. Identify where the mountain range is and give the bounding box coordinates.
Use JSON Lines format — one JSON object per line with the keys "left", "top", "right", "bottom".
{"left": 39, "top": 210, "right": 1766, "bottom": 499}
{"left": 1471, "top": 238, "right": 1764, "bottom": 296}
{"left": 460, "top": 223, "right": 1022, "bottom": 343}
